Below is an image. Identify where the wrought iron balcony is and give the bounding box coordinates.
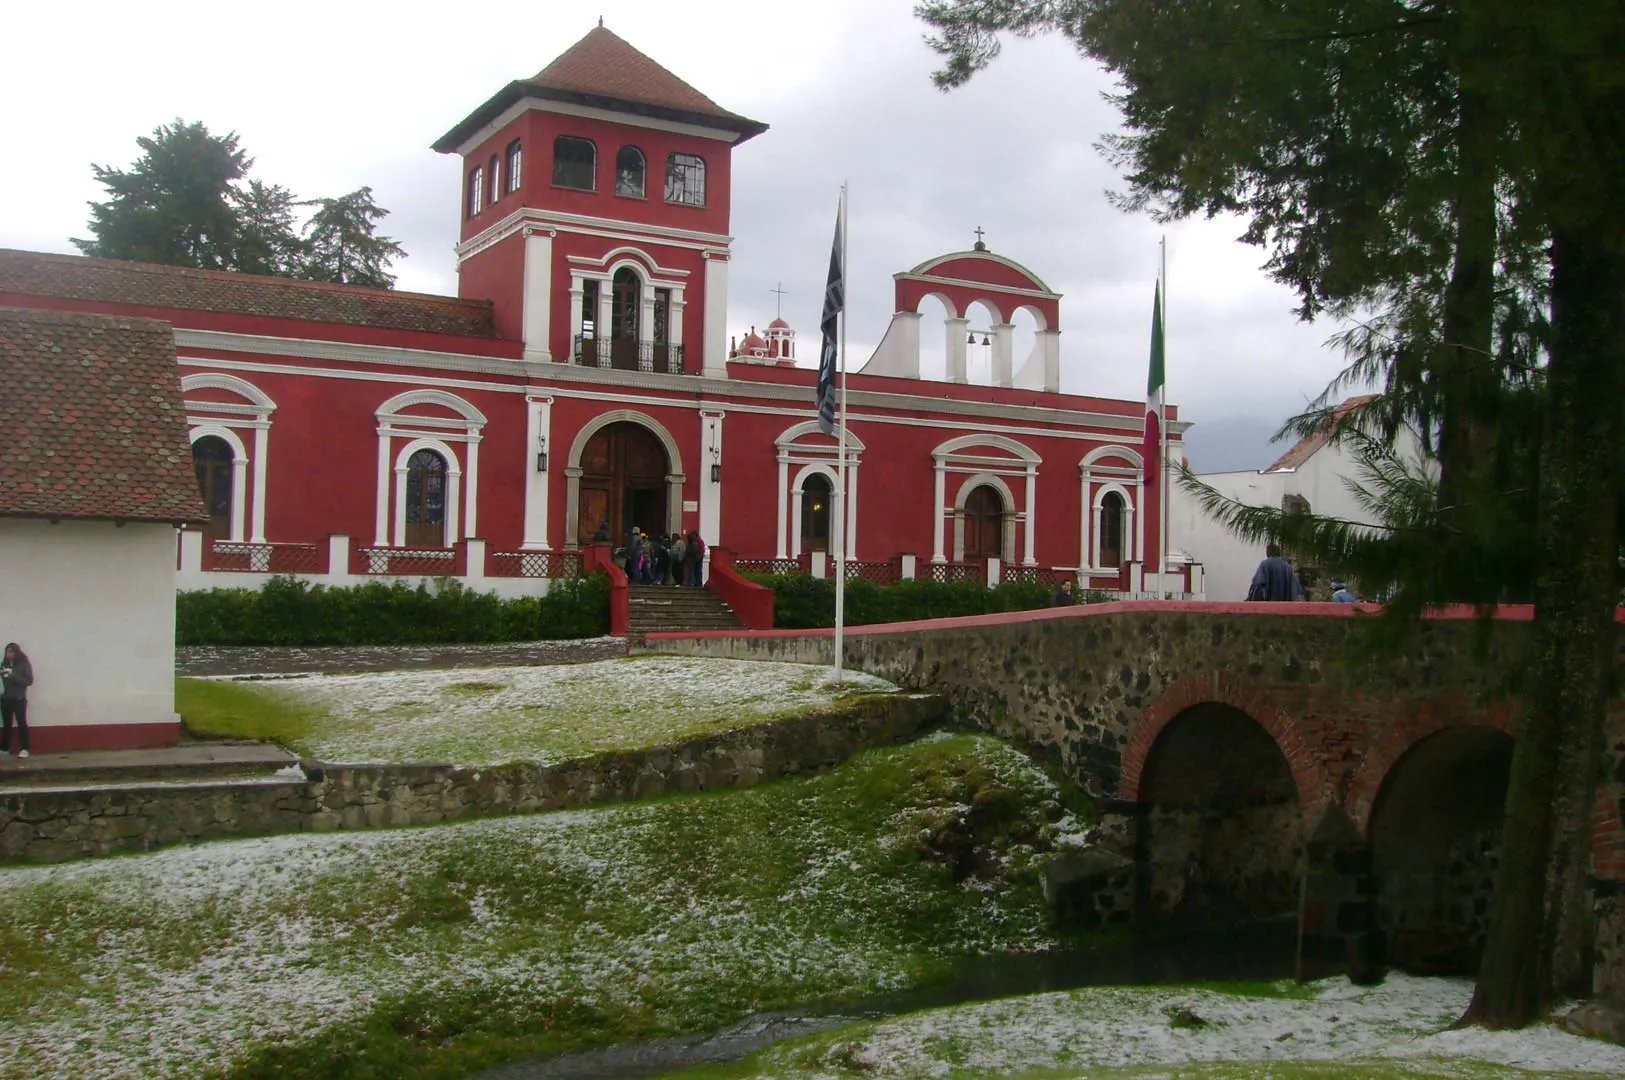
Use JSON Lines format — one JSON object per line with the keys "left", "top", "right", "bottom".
{"left": 572, "top": 335, "right": 688, "bottom": 375}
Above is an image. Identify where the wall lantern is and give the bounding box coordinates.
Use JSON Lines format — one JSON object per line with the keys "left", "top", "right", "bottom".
{"left": 535, "top": 434, "right": 548, "bottom": 473}
{"left": 709, "top": 429, "right": 721, "bottom": 483}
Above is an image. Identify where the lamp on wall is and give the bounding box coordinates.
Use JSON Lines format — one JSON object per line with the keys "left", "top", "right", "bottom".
{"left": 709, "top": 429, "right": 721, "bottom": 483}
{"left": 535, "top": 434, "right": 547, "bottom": 473}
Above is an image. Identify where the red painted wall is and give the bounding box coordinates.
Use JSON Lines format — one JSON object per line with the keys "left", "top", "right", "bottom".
{"left": 456, "top": 234, "right": 527, "bottom": 344}
{"left": 894, "top": 276, "right": 1060, "bottom": 328}
{"left": 458, "top": 109, "right": 734, "bottom": 242}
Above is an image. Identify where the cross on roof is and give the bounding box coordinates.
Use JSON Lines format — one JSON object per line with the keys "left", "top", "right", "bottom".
{"left": 973, "top": 226, "right": 985, "bottom": 245}
{"left": 770, "top": 281, "right": 788, "bottom": 317}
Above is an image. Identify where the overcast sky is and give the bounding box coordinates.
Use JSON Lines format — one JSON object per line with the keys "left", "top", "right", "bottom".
{"left": 2, "top": 0, "right": 1363, "bottom": 470}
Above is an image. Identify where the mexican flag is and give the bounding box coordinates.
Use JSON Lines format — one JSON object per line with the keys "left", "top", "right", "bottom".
{"left": 1144, "top": 282, "right": 1165, "bottom": 484}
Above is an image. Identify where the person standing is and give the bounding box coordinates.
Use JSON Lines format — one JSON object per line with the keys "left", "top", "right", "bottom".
{"left": 1246, "top": 544, "right": 1304, "bottom": 602}
{"left": 1, "top": 642, "right": 33, "bottom": 758}
{"left": 627, "top": 527, "right": 646, "bottom": 584}
{"left": 686, "top": 531, "right": 706, "bottom": 587}
{"left": 668, "top": 532, "right": 687, "bottom": 586}
{"left": 1330, "top": 579, "right": 1357, "bottom": 603}
{"left": 1052, "top": 579, "right": 1076, "bottom": 606}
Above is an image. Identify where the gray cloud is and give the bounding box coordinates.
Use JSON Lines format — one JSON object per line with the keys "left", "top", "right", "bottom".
{"left": 2, "top": 0, "right": 1362, "bottom": 468}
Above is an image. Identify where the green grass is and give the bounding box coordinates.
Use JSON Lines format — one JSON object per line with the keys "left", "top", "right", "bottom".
{"left": 666, "top": 1061, "right": 1588, "bottom": 1080}
{"left": 175, "top": 675, "right": 326, "bottom": 746}
{"left": 0, "top": 734, "right": 1087, "bottom": 1080}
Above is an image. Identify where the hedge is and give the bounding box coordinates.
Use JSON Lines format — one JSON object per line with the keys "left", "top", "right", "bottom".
{"left": 176, "top": 575, "right": 611, "bottom": 647}
{"left": 741, "top": 573, "right": 1079, "bottom": 629}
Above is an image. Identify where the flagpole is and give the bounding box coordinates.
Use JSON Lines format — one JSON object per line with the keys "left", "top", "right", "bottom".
{"left": 834, "top": 182, "right": 849, "bottom": 684}
{"left": 1159, "top": 236, "right": 1170, "bottom": 598}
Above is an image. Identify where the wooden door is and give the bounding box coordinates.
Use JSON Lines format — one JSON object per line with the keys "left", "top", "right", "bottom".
{"left": 577, "top": 422, "right": 669, "bottom": 545}
{"left": 192, "top": 436, "right": 234, "bottom": 540}
{"left": 404, "top": 449, "right": 448, "bottom": 548}
{"left": 963, "top": 485, "right": 1003, "bottom": 561}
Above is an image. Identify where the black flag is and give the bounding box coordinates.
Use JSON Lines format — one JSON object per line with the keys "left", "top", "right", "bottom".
{"left": 817, "top": 197, "right": 844, "bottom": 435}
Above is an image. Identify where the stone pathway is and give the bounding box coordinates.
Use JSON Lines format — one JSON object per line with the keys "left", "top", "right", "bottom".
{"left": 176, "top": 637, "right": 626, "bottom": 677}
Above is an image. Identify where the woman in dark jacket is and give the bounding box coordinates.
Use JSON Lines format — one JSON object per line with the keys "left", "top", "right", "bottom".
{"left": 1, "top": 642, "right": 33, "bottom": 758}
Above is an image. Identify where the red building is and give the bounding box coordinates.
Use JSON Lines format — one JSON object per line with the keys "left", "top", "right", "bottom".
{"left": 0, "top": 25, "right": 1187, "bottom": 607}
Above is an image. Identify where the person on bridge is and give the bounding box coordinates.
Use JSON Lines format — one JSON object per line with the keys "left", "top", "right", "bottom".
{"left": 1247, "top": 544, "right": 1304, "bottom": 602}
{"left": 1051, "top": 579, "right": 1075, "bottom": 606}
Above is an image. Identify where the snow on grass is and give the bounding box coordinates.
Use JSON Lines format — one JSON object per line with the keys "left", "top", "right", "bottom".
{"left": 735, "top": 975, "right": 1625, "bottom": 1079}
{"left": 198, "top": 656, "right": 897, "bottom": 765}
{"left": 0, "top": 735, "right": 1068, "bottom": 1080}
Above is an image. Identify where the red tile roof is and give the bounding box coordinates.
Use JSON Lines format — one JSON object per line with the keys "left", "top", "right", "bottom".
{"left": 530, "top": 26, "right": 741, "bottom": 120}
{"left": 0, "top": 306, "right": 208, "bottom": 524}
{"left": 433, "top": 26, "right": 767, "bottom": 153}
{"left": 1263, "top": 394, "right": 1381, "bottom": 472}
{"left": 0, "top": 249, "right": 495, "bottom": 338}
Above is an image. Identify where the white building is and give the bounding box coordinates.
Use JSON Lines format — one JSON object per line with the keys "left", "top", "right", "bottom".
{"left": 0, "top": 306, "right": 205, "bottom": 752}
{"left": 1170, "top": 396, "right": 1418, "bottom": 601}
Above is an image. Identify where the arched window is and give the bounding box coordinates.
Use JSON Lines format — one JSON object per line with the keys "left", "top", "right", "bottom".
{"left": 506, "top": 139, "right": 522, "bottom": 192}
{"left": 553, "top": 136, "right": 596, "bottom": 191}
{"left": 1100, "top": 491, "right": 1126, "bottom": 568}
{"left": 800, "top": 474, "right": 832, "bottom": 553}
{"left": 609, "top": 266, "right": 642, "bottom": 370}
{"left": 192, "top": 436, "right": 234, "bottom": 541}
{"left": 405, "top": 449, "right": 448, "bottom": 548}
{"left": 467, "top": 166, "right": 483, "bottom": 218}
{"left": 616, "top": 146, "right": 646, "bottom": 198}
{"left": 664, "top": 152, "right": 706, "bottom": 206}
{"left": 487, "top": 154, "right": 500, "bottom": 204}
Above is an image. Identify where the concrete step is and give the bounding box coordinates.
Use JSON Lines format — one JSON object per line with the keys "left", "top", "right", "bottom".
{"left": 0, "top": 741, "right": 299, "bottom": 791}
{"left": 625, "top": 585, "right": 744, "bottom": 632}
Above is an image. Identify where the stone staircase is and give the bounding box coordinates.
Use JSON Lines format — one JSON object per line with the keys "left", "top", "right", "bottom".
{"left": 0, "top": 741, "right": 299, "bottom": 790}
{"left": 627, "top": 584, "right": 745, "bottom": 634}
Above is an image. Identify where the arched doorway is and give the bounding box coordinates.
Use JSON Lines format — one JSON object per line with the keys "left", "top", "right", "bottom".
{"left": 1370, "top": 726, "right": 1513, "bottom": 974}
{"left": 1137, "top": 703, "right": 1302, "bottom": 931}
{"left": 404, "top": 449, "right": 448, "bottom": 547}
{"left": 578, "top": 421, "right": 669, "bottom": 545}
{"left": 800, "top": 473, "right": 832, "bottom": 553}
{"left": 963, "top": 484, "right": 1003, "bottom": 560}
{"left": 610, "top": 267, "right": 642, "bottom": 370}
{"left": 1099, "top": 491, "right": 1126, "bottom": 568}
{"left": 192, "top": 436, "right": 234, "bottom": 540}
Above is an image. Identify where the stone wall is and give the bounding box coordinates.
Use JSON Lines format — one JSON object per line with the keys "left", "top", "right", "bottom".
{"left": 0, "top": 694, "right": 943, "bottom": 864}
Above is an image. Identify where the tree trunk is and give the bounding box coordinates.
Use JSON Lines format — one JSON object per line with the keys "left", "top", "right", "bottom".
{"left": 1433, "top": 84, "right": 1497, "bottom": 517}
{"left": 1464, "top": 224, "right": 1624, "bottom": 1027}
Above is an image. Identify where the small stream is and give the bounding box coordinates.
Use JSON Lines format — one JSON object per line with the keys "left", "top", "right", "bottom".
{"left": 469, "top": 921, "right": 1296, "bottom": 1080}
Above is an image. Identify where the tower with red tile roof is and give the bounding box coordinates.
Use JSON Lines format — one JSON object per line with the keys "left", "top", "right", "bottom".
{"left": 433, "top": 24, "right": 767, "bottom": 377}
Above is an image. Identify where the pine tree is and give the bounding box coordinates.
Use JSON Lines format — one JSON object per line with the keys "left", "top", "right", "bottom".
{"left": 299, "top": 187, "right": 406, "bottom": 288}
{"left": 73, "top": 119, "right": 249, "bottom": 269}
{"left": 231, "top": 180, "right": 306, "bottom": 277}
{"left": 916, "top": 0, "right": 1625, "bottom": 1026}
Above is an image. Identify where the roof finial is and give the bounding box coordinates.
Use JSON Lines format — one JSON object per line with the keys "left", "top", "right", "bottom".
{"left": 972, "top": 226, "right": 987, "bottom": 252}
{"left": 598, "top": 15, "right": 604, "bottom": 27}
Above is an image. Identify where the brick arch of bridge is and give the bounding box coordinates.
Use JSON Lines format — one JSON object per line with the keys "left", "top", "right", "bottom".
{"left": 1341, "top": 694, "right": 1519, "bottom": 834}
{"left": 1119, "top": 671, "right": 1323, "bottom": 817}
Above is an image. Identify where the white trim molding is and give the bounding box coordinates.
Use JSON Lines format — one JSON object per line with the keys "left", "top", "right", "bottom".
{"left": 183, "top": 374, "right": 276, "bottom": 544}
{"left": 1079, "top": 445, "right": 1146, "bottom": 573}
{"left": 775, "top": 421, "right": 865, "bottom": 559}
{"left": 931, "top": 435, "right": 1039, "bottom": 564}
{"left": 390, "top": 437, "right": 464, "bottom": 549}
{"left": 374, "top": 389, "right": 487, "bottom": 547}
{"left": 950, "top": 471, "right": 1019, "bottom": 564}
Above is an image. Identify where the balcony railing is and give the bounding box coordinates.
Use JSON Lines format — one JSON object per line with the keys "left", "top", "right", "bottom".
{"left": 572, "top": 335, "right": 688, "bottom": 375}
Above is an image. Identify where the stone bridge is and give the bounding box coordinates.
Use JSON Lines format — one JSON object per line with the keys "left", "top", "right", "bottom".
{"left": 644, "top": 602, "right": 1625, "bottom": 996}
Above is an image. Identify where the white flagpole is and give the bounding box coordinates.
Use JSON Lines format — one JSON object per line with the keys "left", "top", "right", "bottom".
{"left": 834, "top": 182, "right": 849, "bottom": 683}
{"left": 1159, "top": 236, "right": 1170, "bottom": 597}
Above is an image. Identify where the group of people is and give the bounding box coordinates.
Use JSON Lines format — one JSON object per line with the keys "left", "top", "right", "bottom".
{"left": 1248, "top": 544, "right": 1358, "bottom": 603}
{"left": 604, "top": 524, "right": 708, "bottom": 587}
{"left": 1, "top": 642, "right": 33, "bottom": 758}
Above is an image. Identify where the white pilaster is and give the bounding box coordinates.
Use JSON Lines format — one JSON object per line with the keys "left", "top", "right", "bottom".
{"left": 392, "top": 464, "right": 407, "bottom": 547}
{"left": 931, "top": 464, "right": 947, "bottom": 562}
{"left": 701, "top": 410, "right": 724, "bottom": 544}
{"left": 945, "top": 317, "right": 969, "bottom": 384}
{"left": 445, "top": 469, "right": 462, "bottom": 548}
{"left": 991, "top": 323, "right": 1014, "bottom": 388}
{"left": 776, "top": 457, "right": 789, "bottom": 558}
{"left": 671, "top": 290, "right": 687, "bottom": 373}
{"left": 1023, "top": 465, "right": 1037, "bottom": 565}
{"left": 374, "top": 434, "right": 390, "bottom": 545}
{"left": 790, "top": 479, "right": 803, "bottom": 557}
{"left": 703, "top": 254, "right": 729, "bottom": 377}
{"left": 900, "top": 552, "right": 917, "bottom": 580}
{"left": 179, "top": 530, "right": 203, "bottom": 573}
{"left": 845, "top": 458, "right": 859, "bottom": 559}
{"left": 521, "top": 230, "right": 554, "bottom": 363}
{"left": 596, "top": 281, "right": 613, "bottom": 368}
{"left": 569, "top": 274, "right": 585, "bottom": 361}
{"left": 229, "top": 455, "right": 248, "bottom": 543}
{"left": 463, "top": 436, "right": 481, "bottom": 539}
{"left": 250, "top": 425, "right": 269, "bottom": 543}
{"left": 1041, "top": 329, "right": 1061, "bottom": 392}
{"left": 522, "top": 396, "right": 553, "bottom": 549}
